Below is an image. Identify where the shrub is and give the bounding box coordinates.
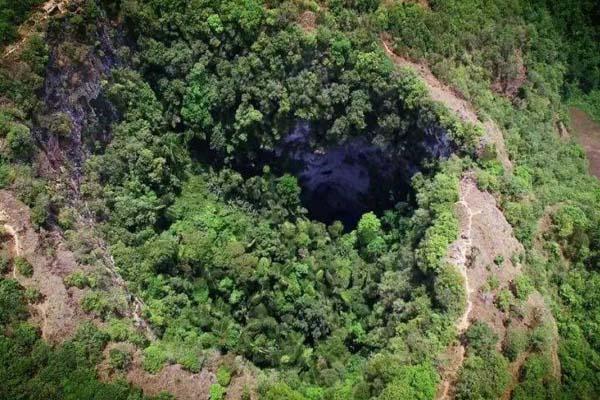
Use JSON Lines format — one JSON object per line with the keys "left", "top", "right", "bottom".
{"left": 81, "top": 291, "right": 112, "bottom": 318}
{"left": 6, "top": 123, "right": 34, "bottom": 160}
{"left": 513, "top": 275, "right": 533, "bottom": 300}
{"left": 109, "top": 348, "right": 132, "bottom": 371}
{"left": 496, "top": 289, "right": 513, "bottom": 312}
{"left": 487, "top": 275, "right": 500, "bottom": 291}
{"left": 0, "top": 278, "right": 28, "bottom": 325}
{"left": 530, "top": 324, "right": 554, "bottom": 352}
{"left": 0, "top": 250, "right": 10, "bottom": 273}
{"left": 142, "top": 344, "right": 168, "bottom": 373}
{"left": 455, "top": 352, "right": 510, "bottom": 400}
{"left": 503, "top": 326, "right": 529, "bottom": 361}
{"left": 15, "top": 257, "right": 33, "bottom": 277}
{"left": 434, "top": 264, "right": 466, "bottom": 317}
{"left": 57, "top": 207, "right": 77, "bottom": 230}
{"left": 31, "top": 192, "right": 50, "bottom": 227}
{"left": 262, "top": 382, "right": 306, "bottom": 400}
{"left": 493, "top": 255, "right": 505, "bottom": 267}
{"left": 465, "top": 322, "right": 498, "bottom": 355}
{"left": 64, "top": 271, "right": 91, "bottom": 289}
{"left": 0, "top": 162, "right": 14, "bottom": 188}
{"left": 24, "top": 286, "right": 43, "bottom": 303}
{"left": 209, "top": 384, "right": 226, "bottom": 400}
{"left": 216, "top": 365, "right": 232, "bottom": 387}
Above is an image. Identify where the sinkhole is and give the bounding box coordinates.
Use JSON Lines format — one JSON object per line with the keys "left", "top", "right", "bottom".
{"left": 270, "top": 121, "right": 454, "bottom": 230}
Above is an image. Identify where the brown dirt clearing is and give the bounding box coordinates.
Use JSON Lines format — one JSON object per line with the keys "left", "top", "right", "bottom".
{"left": 569, "top": 107, "right": 600, "bottom": 179}
{"left": 437, "top": 176, "right": 559, "bottom": 399}
{"left": 382, "top": 37, "right": 513, "bottom": 172}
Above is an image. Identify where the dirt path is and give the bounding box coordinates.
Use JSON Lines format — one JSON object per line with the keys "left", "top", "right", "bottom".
{"left": 436, "top": 195, "right": 483, "bottom": 400}
{"left": 454, "top": 196, "right": 482, "bottom": 333}
{"left": 437, "top": 176, "right": 526, "bottom": 399}
{"left": 381, "top": 38, "right": 512, "bottom": 172}
{"left": 437, "top": 180, "right": 482, "bottom": 400}
{"left": 2, "top": 0, "right": 71, "bottom": 59}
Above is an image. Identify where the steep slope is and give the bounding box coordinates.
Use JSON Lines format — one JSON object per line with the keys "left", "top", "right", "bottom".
{"left": 382, "top": 37, "right": 512, "bottom": 173}
{"left": 381, "top": 38, "right": 560, "bottom": 399}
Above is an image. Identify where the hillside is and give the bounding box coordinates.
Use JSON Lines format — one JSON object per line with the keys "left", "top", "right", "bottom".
{"left": 1, "top": 1, "right": 600, "bottom": 400}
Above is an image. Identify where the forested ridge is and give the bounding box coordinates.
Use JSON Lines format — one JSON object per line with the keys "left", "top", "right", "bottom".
{"left": 1, "top": 0, "right": 600, "bottom": 399}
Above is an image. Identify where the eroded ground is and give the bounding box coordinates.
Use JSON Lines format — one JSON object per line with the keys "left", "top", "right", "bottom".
{"left": 570, "top": 107, "right": 600, "bottom": 178}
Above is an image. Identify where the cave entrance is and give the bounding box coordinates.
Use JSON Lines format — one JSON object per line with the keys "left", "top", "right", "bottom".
{"left": 275, "top": 122, "right": 416, "bottom": 231}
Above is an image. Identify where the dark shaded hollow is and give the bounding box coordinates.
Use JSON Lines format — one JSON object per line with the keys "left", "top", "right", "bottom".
{"left": 271, "top": 121, "right": 452, "bottom": 230}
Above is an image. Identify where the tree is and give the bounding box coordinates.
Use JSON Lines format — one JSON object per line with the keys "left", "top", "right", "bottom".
{"left": 464, "top": 321, "right": 498, "bottom": 355}
{"left": 377, "top": 363, "right": 438, "bottom": 400}
{"left": 357, "top": 212, "right": 382, "bottom": 247}
{"left": 0, "top": 278, "right": 27, "bottom": 326}
{"left": 434, "top": 264, "right": 466, "bottom": 317}
{"left": 455, "top": 352, "right": 510, "bottom": 400}
{"left": 6, "top": 123, "right": 33, "bottom": 160}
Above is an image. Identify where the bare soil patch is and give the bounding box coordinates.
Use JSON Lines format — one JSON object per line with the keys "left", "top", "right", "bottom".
{"left": 0, "top": 190, "right": 87, "bottom": 342}
{"left": 382, "top": 37, "right": 513, "bottom": 172}
{"left": 123, "top": 350, "right": 258, "bottom": 400}
{"left": 569, "top": 107, "right": 600, "bottom": 178}
{"left": 491, "top": 49, "right": 527, "bottom": 99}
{"left": 297, "top": 10, "right": 317, "bottom": 32}
{"left": 437, "top": 176, "right": 559, "bottom": 399}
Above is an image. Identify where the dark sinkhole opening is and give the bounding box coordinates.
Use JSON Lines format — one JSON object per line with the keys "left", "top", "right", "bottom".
{"left": 197, "top": 119, "right": 455, "bottom": 232}
{"left": 270, "top": 121, "right": 451, "bottom": 231}
{"left": 286, "top": 127, "right": 412, "bottom": 230}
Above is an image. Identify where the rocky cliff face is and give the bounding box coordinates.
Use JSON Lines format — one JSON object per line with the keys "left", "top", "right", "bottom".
{"left": 34, "top": 9, "right": 122, "bottom": 181}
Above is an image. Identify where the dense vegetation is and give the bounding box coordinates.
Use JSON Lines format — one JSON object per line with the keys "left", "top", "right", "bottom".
{"left": 1, "top": 0, "right": 600, "bottom": 399}
{"left": 0, "top": 277, "right": 165, "bottom": 399}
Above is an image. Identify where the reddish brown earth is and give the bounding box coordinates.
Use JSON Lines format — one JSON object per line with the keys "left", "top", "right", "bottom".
{"left": 491, "top": 49, "right": 527, "bottom": 99}
{"left": 382, "top": 37, "right": 513, "bottom": 172}
{"left": 570, "top": 107, "right": 600, "bottom": 178}
{"left": 380, "top": 39, "right": 559, "bottom": 397}
{"left": 0, "top": 190, "right": 88, "bottom": 342}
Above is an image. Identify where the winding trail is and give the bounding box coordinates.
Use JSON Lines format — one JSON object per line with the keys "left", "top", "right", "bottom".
{"left": 437, "top": 182, "right": 482, "bottom": 400}
{"left": 454, "top": 197, "right": 481, "bottom": 333}
{"left": 0, "top": 213, "right": 50, "bottom": 339}
{"left": 2, "top": 0, "right": 71, "bottom": 59}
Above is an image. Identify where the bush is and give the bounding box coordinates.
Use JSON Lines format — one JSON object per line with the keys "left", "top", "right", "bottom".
{"left": 6, "top": 123, "right": 34, "bottom": 160}
{"left": 530, "top": 324, "right": 554, "bottom": 352}
{"left": 464, "top": 322, "right": 498, "bottom": 355}
{"left": 57, "top": 207, "right": 77, "bottom": 230}
{"left": 15, "top": 257, "right": 33, "bottom": 277}
{"left": 81, "top": 291, "right": 112, "bottom": 318}
{"left": 455, "top": 352, "right": 510, "bottom": 400}
{"left": 31, "top": 192, "right": 50, "bottom": 227}
{"left": 209, "top": 384, "right": 226, "bottom": 400}
{"left": 24, "top": 286, "right": 43, "bottom": 303}
{"left": 109, "top": 348, "right": 132, "bottom": 371}
{"left": 262, "top": 382, "right": 306, "bottom": 400}
{"left": 0, "top": 250, "right": 10, "bottom": 273}
{"left": 0, "top": 162, "right": 14, "bottom": 188}
{"left": 513, "top": 275, "right": 533, "bottom": 300}
{"left": 0, "top": 278, "right": 27, "bottom": 326}
{"left": 64, "top": 271, "right": 91, "bottom": 289}
{"left": 216, "top": 365, "right": 232, "bottom": 387}
{"left": 142, "top": 344, "right": 168, "bottom": 373}
{"left": 496, "top": 288, "right": 513, "bottom": 312}
{"left": 503, "top": 326, "right": 529, "bottom": 361}
{"left": 434, "top": 264, "right": 466, "bottom": 317}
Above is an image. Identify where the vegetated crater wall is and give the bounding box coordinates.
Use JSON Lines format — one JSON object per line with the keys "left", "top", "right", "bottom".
{"left": 271, "top": 120, "right": 455, "bottom": 229}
